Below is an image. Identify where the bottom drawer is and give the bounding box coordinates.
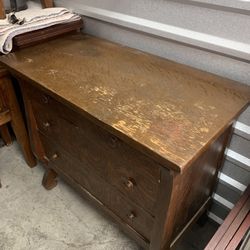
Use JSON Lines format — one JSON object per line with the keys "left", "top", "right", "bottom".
{"left": 40, "top": 133, "right": 154, "bottom": 240}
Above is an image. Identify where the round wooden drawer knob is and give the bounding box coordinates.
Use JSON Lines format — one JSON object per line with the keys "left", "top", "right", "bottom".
{"left": 127, "top": 212, "right": 136, "bottom": 220}
{"left": 43, "top": 122, "right": 50, "bottom": 128}
{"left": 125, "top": 178, "right": 136, "bottom": 190}
{"left": 51, "top": 153, "right": 59, "bottom": 160}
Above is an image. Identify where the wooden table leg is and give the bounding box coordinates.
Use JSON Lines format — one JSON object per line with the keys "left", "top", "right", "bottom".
{"left": 0, "top": 0, "right": 6, "bottom": 19}
{"left": 42, "top": 168, "right": 58, "bottom": 190}
{"left": 0, "top": 124, "right": 12, "bottom": 145}
{"left": 3, "top": 76, "right": 36, "bottom": 167}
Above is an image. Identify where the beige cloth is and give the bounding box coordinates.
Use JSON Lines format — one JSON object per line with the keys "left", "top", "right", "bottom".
{"left": 0, "top": 1, "right": 81, "bottom": 54}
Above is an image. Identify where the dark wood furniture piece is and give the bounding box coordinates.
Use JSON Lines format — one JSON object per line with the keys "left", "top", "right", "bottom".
{"left": 0, "top": 34, "right": 249, "bottom": 250}
{"left": 0, "top": 66, "right": 36, "bottom": 167}
{"left": 205, "top": 185, "right": 250, "bottom": 250}
{"left": 13, "top": 20, "right": 83, "bottom": 50}
{"left": 0, "top": 0, "right": 5, "bottom": 19}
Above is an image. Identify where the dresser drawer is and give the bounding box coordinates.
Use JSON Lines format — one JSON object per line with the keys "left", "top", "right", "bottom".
{"left": 40, "top": 133, "right": 154, "bottom": 240}
{"left": 29, "top": 87, "right": 161, "bottom": 215}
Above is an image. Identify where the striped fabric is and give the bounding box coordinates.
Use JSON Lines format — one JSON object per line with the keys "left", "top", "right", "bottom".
{"left": 209, "top": 105, "right": 250, "bottom": 224}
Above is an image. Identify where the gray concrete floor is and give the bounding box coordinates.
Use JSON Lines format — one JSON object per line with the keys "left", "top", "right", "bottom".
{"left": 0, "top": 142, "right": 218, "bottom": 250}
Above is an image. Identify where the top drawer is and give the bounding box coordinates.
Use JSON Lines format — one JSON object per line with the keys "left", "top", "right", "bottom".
{"left": 29, "top": 86, "right": 161, "bottom": 215}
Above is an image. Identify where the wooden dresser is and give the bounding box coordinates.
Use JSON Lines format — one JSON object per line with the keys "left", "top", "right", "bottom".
{"left": 0, "top": 34, "right": 249, "bottom": 250}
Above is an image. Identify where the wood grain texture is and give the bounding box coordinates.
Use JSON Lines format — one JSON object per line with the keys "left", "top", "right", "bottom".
{"left": 13, "top": 20, "right": 83, "bottom": 49}
{"left": 40, "top": 132, "right": 155, "bottom": 240}
{"left": 225, "top": 212, "right": 250, "bottom": 250}
{"left": 0, "top": 110, "right": 11, "bottom": 125}
{"left": 49, "top": 160, "right": 150, "bottom": 249}
{"left": 1, "top": 34, "right": 249, "bottom": 173}
{"left": 19, "top": 80, "right": 47, "bottom": 164}
{"left": 29, "top": 86, "right": 160, "bottom": 214}
{"left": 0, "top": 70, "right": 36, "bottom": 167}
{"left": 40, "top": 0, "right": 54, "bottom": 8}
{"left": 150, "top": 128, "right": 231, "bottom": 249}
{"left": 205, "top": 185, "right": 250, "bottom": 250}
{"left": 0, "top": 0, "right": 6, "bottom": 19}
{"left": 2, "top": 34, "right": 250, "bottom": 250}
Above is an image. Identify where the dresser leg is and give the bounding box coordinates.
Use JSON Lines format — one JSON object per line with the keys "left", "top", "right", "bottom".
{"left": 197, "top": 209, "right": 209, "bottom": 227}
{"left": 4, "top": 76, "right": 36, "bottom": 167}
{"left": 42, "top": 168, "right": 58, "bottom": 190}
{"left": 0, "top": 124, "right": 12, "bottom": 146}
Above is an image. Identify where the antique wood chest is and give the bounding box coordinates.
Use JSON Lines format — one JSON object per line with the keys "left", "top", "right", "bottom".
{"left": 0, "top": 34, "right": 249, "bottom": 249}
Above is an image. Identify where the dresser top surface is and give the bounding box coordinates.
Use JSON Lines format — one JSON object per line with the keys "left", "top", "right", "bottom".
{"left": 1, "top": 34, "right": 249, "bottom": 172}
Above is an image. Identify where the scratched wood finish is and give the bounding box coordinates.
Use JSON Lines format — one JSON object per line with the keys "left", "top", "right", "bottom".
{"left": 1, "top": 34, "right": 249, "bottom": 250}
{"left": 39, "top": 132, "right": 155, "bottom": 240}
{"left": 150, "top": 127, "right": 231, "bottom": 249}
{"left": 1, "top": 34, "right": 249, "bottom": 172}
{"left": 18, "top": 76, "right": 235, "bottom": 250}
{"left": 27, "top": 84, "right": 160, "bottom": 214}
{"left": 34, "top": 102, "right": 160, "bottom": 214}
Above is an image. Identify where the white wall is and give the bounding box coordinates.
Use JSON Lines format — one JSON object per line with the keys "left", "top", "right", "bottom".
{"left": 55, "top": 0, "right": 250, "bottom": 84}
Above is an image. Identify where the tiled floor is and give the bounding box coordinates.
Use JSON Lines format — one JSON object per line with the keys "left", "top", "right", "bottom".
{"left": 0, "top": 142, "right": 218, "bottom": 250}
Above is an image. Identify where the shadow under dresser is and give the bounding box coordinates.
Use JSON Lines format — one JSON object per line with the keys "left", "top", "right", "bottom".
{"left": 0, "top": 34, "right": 249, "bottom": 250}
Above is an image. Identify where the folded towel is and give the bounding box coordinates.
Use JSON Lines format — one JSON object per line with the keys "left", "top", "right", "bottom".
{"left": 0, "top": 1, "right": 81, "bottom": 54}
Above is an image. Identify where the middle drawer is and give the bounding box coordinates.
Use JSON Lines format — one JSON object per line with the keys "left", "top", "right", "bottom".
{"left": 31, "top": 95, "right": 160, "bottom": 215}
{"left": 39, "top": 133, "right": 154, "bottom": 240}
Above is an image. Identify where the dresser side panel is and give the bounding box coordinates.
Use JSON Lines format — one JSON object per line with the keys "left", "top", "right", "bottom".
{"left": 162, "top": 127, "right": 231, "bottom": 248}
